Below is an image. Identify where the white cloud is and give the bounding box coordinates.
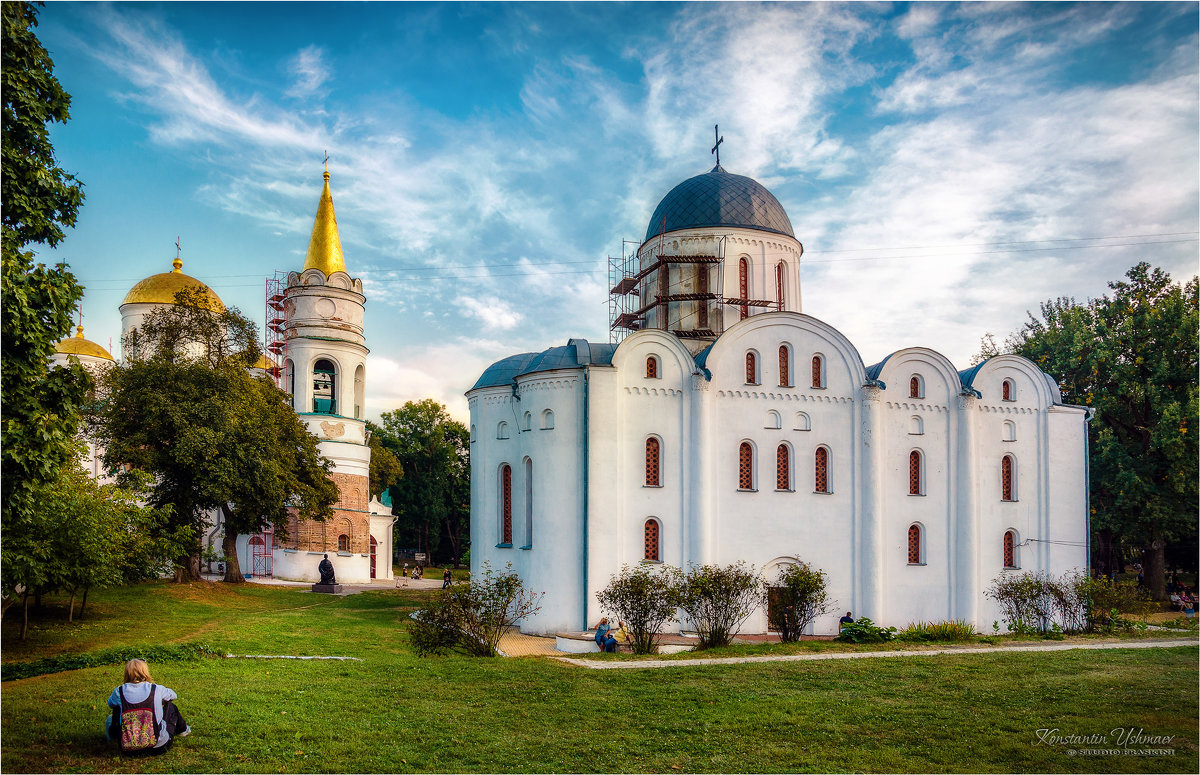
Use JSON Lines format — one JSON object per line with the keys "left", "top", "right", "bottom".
{"left": 456, "top": 295, "right": 524, "bottom": 331}
{"left": 286, "top": 45, "right": 330, "bottom": 98}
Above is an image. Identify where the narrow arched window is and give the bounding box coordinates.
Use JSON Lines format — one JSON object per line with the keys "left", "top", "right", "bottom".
{"left": 524, "top": 458, "right": 533, "bottom": 547}
{"left": 500, "top": 464, "right": 513, "bottom": 544}
{"left": 337, "top": 534, "right": 349, "bottom": 552}
{"left": 1002, "top": 420, "right": 1016, "bottom": 442}
{"left": 1001, "top": 455, "right": 1015, "bottom": 501}
{"left": 776, "top": 444, "right": 791, "bottom": 491}
{"left": 354, "top": 364, "right": 365, "bottom": 419}
{"left": 497, "top": 422, "right": 509, "bottom": 440}
{"left": 909, "top": 415, "right": 924, "bottom": 435}
{"left": 908, "top": 524, "right": 922, "bottom": 564}
{"left": 776, "top": 261, "right": 785, "bottom": 311}
{"left": 811, "top": 355, "right": 824, "bottom": 388}
{"left": 814, "top": 446, "right": 829, "bottom": 493}
{"left": 646, "top": 355, "right": 659, "bottom": 379}
{"left": 644, "top": 519, "right": 660, "bottom": 562}
{"left": 909, "top": 450, "right": 923, "bottom": 495}
{"left": 765, "top": 410, "right": 781, "bottom": 430}
{"left": 1002, "top": 379, "right": 1014, "bottom": 401}
{"left": 739, "top": 257, "right": 749, "bottom": 320}
{"left": 313, "top": 358, "right": 336, "bottom": 414}
{"left": 778, "top": 345, "right": 791, "bottom": 387}
{"left": 746, "top": 351, "right": 758, "bottom": 384}
{"left": 794, "top": 412, "right": 811, "bottom": 431}
{"left": 738, "top": 442, "right": 754, "bottom": 490}
{"left": 522, "top": 412, "right": 532, "bottom": 432}
{"left": 541, "top": 409, "right": 555, "bottom": 430}
{"left": 910, "top": 375, "right": 923, "bottom": 399}
{"left": 645, "top": 437, "right": 661, "bottom": 487}
{"left": 1003, "top": 530, "right": 1017, "bottom": 569}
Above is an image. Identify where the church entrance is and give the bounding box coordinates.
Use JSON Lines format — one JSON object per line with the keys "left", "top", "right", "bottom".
{"left": 249, "top": 531, "right": 273, "bottom": 578}
{"left": 369, "top": 535, "right": 377, "bottom": 579}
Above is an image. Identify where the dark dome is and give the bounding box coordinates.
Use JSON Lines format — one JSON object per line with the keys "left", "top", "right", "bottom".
{"left": 644, "top": 165, "right": 794, "bottom": 243}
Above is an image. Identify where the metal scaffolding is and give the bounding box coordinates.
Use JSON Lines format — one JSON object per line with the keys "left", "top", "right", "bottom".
{"left": 264, "top": 270, "right": 288, "bottom": 385}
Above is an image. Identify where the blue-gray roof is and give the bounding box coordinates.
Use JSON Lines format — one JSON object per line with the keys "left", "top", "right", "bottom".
{"left": 470, "top": 339, "right": 617, "bottom": 391}
{"left": 644, "top": 165, "right": 794, "bottom": 242}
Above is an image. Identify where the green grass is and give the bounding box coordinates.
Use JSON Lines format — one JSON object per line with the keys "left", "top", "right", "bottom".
{"left": 2, "top": 582, "right": 1197, "bottom": 773}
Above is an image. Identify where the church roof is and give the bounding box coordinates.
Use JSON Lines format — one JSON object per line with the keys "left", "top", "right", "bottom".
{"left": 121, "top": 257, "right": 225, "bottom": 312}
{"left": 644, "top": 165, "right": 794, "bottom": 243}
{"left": 54, "top": 325, "right": 114, "bottom": 361}
{"left": 471, "top": 340, "right": 617, "bottom": 390}
{"left": 304, "top": 170, "right": 348, "bottom": 276}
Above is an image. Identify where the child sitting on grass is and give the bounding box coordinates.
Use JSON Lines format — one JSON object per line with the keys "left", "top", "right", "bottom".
{"left": 106, "top": 658, "right": 191, "bottom": 754}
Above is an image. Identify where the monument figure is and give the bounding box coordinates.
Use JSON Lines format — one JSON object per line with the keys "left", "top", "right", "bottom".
{"left": 312, "top": 553, "right": 342, "bottom": 593}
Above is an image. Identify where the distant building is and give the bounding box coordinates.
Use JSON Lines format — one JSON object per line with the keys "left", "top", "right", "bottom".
{"left": 467, "top": 164, "right": 1089, "bottom": 636}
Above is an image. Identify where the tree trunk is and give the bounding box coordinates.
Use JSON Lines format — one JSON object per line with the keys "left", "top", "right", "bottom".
{"left": 176, "top": 553, "right": 203, "bottom": 582}
{"left": 80, "top": 587, "right": 90, "bottom": 618}
{"left": 20, "top": 590, "right": 29, "bottom": 641}
{"left": 222, "top": 530, "right": 246, "bottom": 584}
{"left": 1142, "top": 538, "right": 1166, "bottom": 601}
{"left": 68, "top": 587, "right": 77, "bottom": 623}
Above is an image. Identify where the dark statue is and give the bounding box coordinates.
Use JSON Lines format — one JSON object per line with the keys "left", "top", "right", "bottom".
{"left": 318, "top": 554, "right": 336, "bottom": 585}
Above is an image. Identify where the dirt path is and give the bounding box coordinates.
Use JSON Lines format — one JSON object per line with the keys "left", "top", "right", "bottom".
{"left": 555, "top": 637, "right": 1198, "bottom": 669}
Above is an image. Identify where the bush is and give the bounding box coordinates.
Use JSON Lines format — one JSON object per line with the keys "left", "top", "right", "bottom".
{"left": 596, "top": 564, "right": 677, "bottom": 654}
{"left": 895, "top": 620, "right": 976, "bottom": 643}
{"left": 407, "top": 563, "right": 543, "bottom": 657}
{"left": 2, "top": 643, "right": 218, "bottom": 682}
{"left": 767, "top": 563, "right": 833, "bottom": 642}
{"left": 671, "top": 562, "right": 763, "bottom": 649}
{"left": 1075, "top": 573, "right": 1153, "bottom": 632}
{"left": 988, "top": 569, "right": 1153, "bottom": 635}
{"left": 835, "top": 617, "right": 896, "bottom": 643}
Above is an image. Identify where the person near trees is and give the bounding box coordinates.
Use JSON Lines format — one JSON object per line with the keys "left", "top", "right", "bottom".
{"left": 106, "top": 659, "right": 190, "bottom": 753}
{"left": 838, "top": 611, "right": 854, "bottom": 632}
{"left": 593, "top": 617, "right": 617, "bottom": 652}
{"left": 442, "top": 567, "right": 452, "bottom": 589}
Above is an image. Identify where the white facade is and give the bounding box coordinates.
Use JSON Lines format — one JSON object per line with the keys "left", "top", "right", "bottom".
{"left": 469, "top": 166, "right": 1089, "bottom": 636}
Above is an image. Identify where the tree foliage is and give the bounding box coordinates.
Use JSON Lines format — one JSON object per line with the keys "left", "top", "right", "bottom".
{"left": 408, "top": 563, "right": 542, "bottom": 657}
{"left": 670, "top": 562, "right": 764, "bottom": 649}
{"left": 1, "top": 1, "right": 89, "bottom": 572}
{"left": 91, "top": 289, "right": 338, "bottom": 582}
{"left": 372, "top": 399, "right": 469, "bottom": 565}
{"left": 767, "top": 562, "right": 833, "bottom": 642}
{"left": 982, "top": 263, "right": 1198, "bottom": 597}
{"left": 596, "top": 564, "right": 678, "bottom": 654}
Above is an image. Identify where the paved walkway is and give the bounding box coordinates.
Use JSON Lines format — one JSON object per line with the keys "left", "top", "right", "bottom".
{"left": 554, "top": 637, "right": 1198, "bottom": 669}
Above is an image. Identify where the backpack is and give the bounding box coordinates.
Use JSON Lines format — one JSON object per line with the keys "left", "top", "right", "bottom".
{"left": 118, "top": 684, "right": 160, "bottom": 752}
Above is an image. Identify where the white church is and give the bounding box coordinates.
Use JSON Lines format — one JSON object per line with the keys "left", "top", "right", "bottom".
{"left": 468, "top": 162, "right": 1090, "bottom": 636}
{"left": 52, "top": 170, "right": 395, "bottom": 584}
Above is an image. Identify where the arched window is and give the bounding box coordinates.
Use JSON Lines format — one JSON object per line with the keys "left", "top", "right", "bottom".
{"left": 284, "top": 358, "right": 295, "bottom": 402}
{"left": 313, "top": 359, "right": 336, "bottom": 414}
{"left": 497, "top": 421, "right": 510, "bottom": 440}
{"left": 470, "top": 424, "right": 476, "bottom": 443}
{"left": 541, "top": 409, "right": 555, "bottom": 430}
{"left": 745, "top": 351, "right": 759, "bottom": 384}
{"left": 776, "top": 261, "right": 785, "bottom": 311}
{"left": 909, "top": 450, "right": 923, "bottom": 495}
{"left": 645, "top": 437, "right": 661, "bottom": 486}
{"left": 1001, "top": 455, "right": 1015, "bottom": 501}
{"left": 794, "top": 412, "right": 811, "bottom": 431}
{"left": 739, "top": 257, "right": 749, "bottom": 320}
{"left": 811, "top": 355, "right": 824, "bottom": 388}
{"left": 354, "top": 364, "right": 365, "bottom": 419}
{"left": 765, "top": 410, "right": 782, "bottom": 430}
{"left": 337, "top": 534, "right": 349, "bottom": 552}
{"left": 909, "top": 415, "right": 924, "bottom": 435}
{"left": 910, "top": 375, "right": 923, "bottom": 399}
{"left": 646, "top": 355, "right": 659, "bottom": 379}
{"left": 1002, "top": 379, "right": 1014, "bottom": 401}
{"left": 644, "top": 519, "right": 661, "bottom": 562}
{"left": 500, "top": 464, "right": 513, "bottom": 545}
{"left": 778, "top": 344, "right": 791, "bottom": 387}
{"left": 522, "top": 412, "right": 532, "bottom": 432}
{"left": 1002, "top": 420, "right": 1016, "bottom": 442}
{"left": 908, "top": 524, "right": 923, "bottom": 564}
{"left": 524, "top": 458, "right": 533, "bottom": 547}
{"left": 776, "top": 444, "right": 791, "bottom": 491}
{"left": 1004, "top": 529, "right": 1017, "bottom": 569}
{"left": 814, "top": 446, "right": 829, "bottom": 493}
{"left": 738, "top": 442, "right": 755, "bottom": 491}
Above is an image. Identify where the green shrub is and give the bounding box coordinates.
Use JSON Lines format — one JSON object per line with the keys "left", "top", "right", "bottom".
{"left": 1075, "top": 574, "right": 1153, "bottom": 632}
{"left": 407, "top": 563, "right": 542, "bottom": 657}
{"left": 670, "top": 562, "right": 763, "bottom": 649}
{"left": 767, "top": 562, "right": 833, "bottom": 642}
{"left": 2, "top": 642, "right": 219, "bottom": 681}
{"left": 835, "top": 617, "right": 896, "bottom": 643}
{"left": 895, "top": 619, "right": 976, "bottom": 642}
{"left": 596, "top": 564, "right": 677, "bottom": 654}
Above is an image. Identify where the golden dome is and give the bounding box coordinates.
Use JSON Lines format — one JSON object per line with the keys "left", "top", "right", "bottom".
{"left": 55, "top": 325, "right": 114, "bottom": 361}
{"left": 253, "top": 354, "right": 274, "bottom": 370}
{"left": 121, "top": 257, "right": 225, "bottom": 312}
{"left": 303, "top": 170, "right": 348, "bottom": 276}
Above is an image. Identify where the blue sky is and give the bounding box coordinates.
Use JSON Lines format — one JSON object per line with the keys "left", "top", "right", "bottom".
{"left": 34, "top": 1, "right": 1200, "bottom": 421}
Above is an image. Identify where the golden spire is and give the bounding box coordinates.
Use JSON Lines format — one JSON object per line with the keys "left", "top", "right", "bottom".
{"left": 76, "top": 324, "right": 85, "bottom": 338}
{"left": 303, "top": 161, "right": 347, "bottom": 276}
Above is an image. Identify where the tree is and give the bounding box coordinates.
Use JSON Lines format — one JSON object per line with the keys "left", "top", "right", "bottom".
{"left": 408, "top": 563, "right": 542, "bottom": 657}
{"left": 92, "top": 288, "right": 339, "bottom": 582}
{"left": 368, "top": 432, "right": 403, "bottom": 499}
{"left": 596, "top": 564, "right": 678, "bottom": 654}
{"left": 767, "top": 562, "right": 833, "bottom": 642}
{"left": 373, "top": 400, "right": 470, "bottom": 565}
{"left": 984, "top": 263, "right": 1198, "bottom": 598}
{"left": 670, "top": 562, "right": 764, "bottom": 649}
{"left": 1, "top": 1, "right": 89, "bottom": 605}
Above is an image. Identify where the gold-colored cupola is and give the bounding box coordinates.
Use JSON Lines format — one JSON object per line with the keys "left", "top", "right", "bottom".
{"left": 303, "top": 170, "right": 348, "bottom": 276}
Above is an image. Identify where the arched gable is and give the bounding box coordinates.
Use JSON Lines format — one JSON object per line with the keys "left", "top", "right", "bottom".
{"left": 965, "top": 355, "right": 1063, "bottom": 408}
{"left": 870, "top": 347, "right": 961, "bottom": 404}
{"left": 703, "top": 311, "right": 867, "bottom": 393}
{"left": 611, "top": 327, "right": 698, "bottom": 386}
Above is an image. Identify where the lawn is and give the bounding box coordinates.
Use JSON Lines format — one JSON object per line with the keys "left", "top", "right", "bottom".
{"left": 2, "top": 581, "right": 1196, "bottom": 774}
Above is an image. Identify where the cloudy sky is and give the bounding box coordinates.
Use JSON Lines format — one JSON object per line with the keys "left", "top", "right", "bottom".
{"left": 35, "top": 1, "right": 1199, "bottom": 421}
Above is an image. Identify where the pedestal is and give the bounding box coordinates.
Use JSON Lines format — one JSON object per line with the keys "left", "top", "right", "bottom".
{"left": 311, "top": 583, "right": 343, "bottom": 594}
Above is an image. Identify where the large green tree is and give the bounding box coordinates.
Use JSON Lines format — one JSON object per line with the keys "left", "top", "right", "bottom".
{"left": 1, "top": 1, "right": 89, "bottom": 583}
{"left": 372, "top": 399, "right": 470, "bottom": 565}
{"left": 985, "top": 263, "right": 1198, "bottom": 597}
{"left": 93, "top": 289, "right": 339, "bottom": 582}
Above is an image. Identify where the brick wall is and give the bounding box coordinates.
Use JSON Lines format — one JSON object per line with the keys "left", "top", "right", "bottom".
{"left": 281, "top": 473, "right": 372, "bottom": 553}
